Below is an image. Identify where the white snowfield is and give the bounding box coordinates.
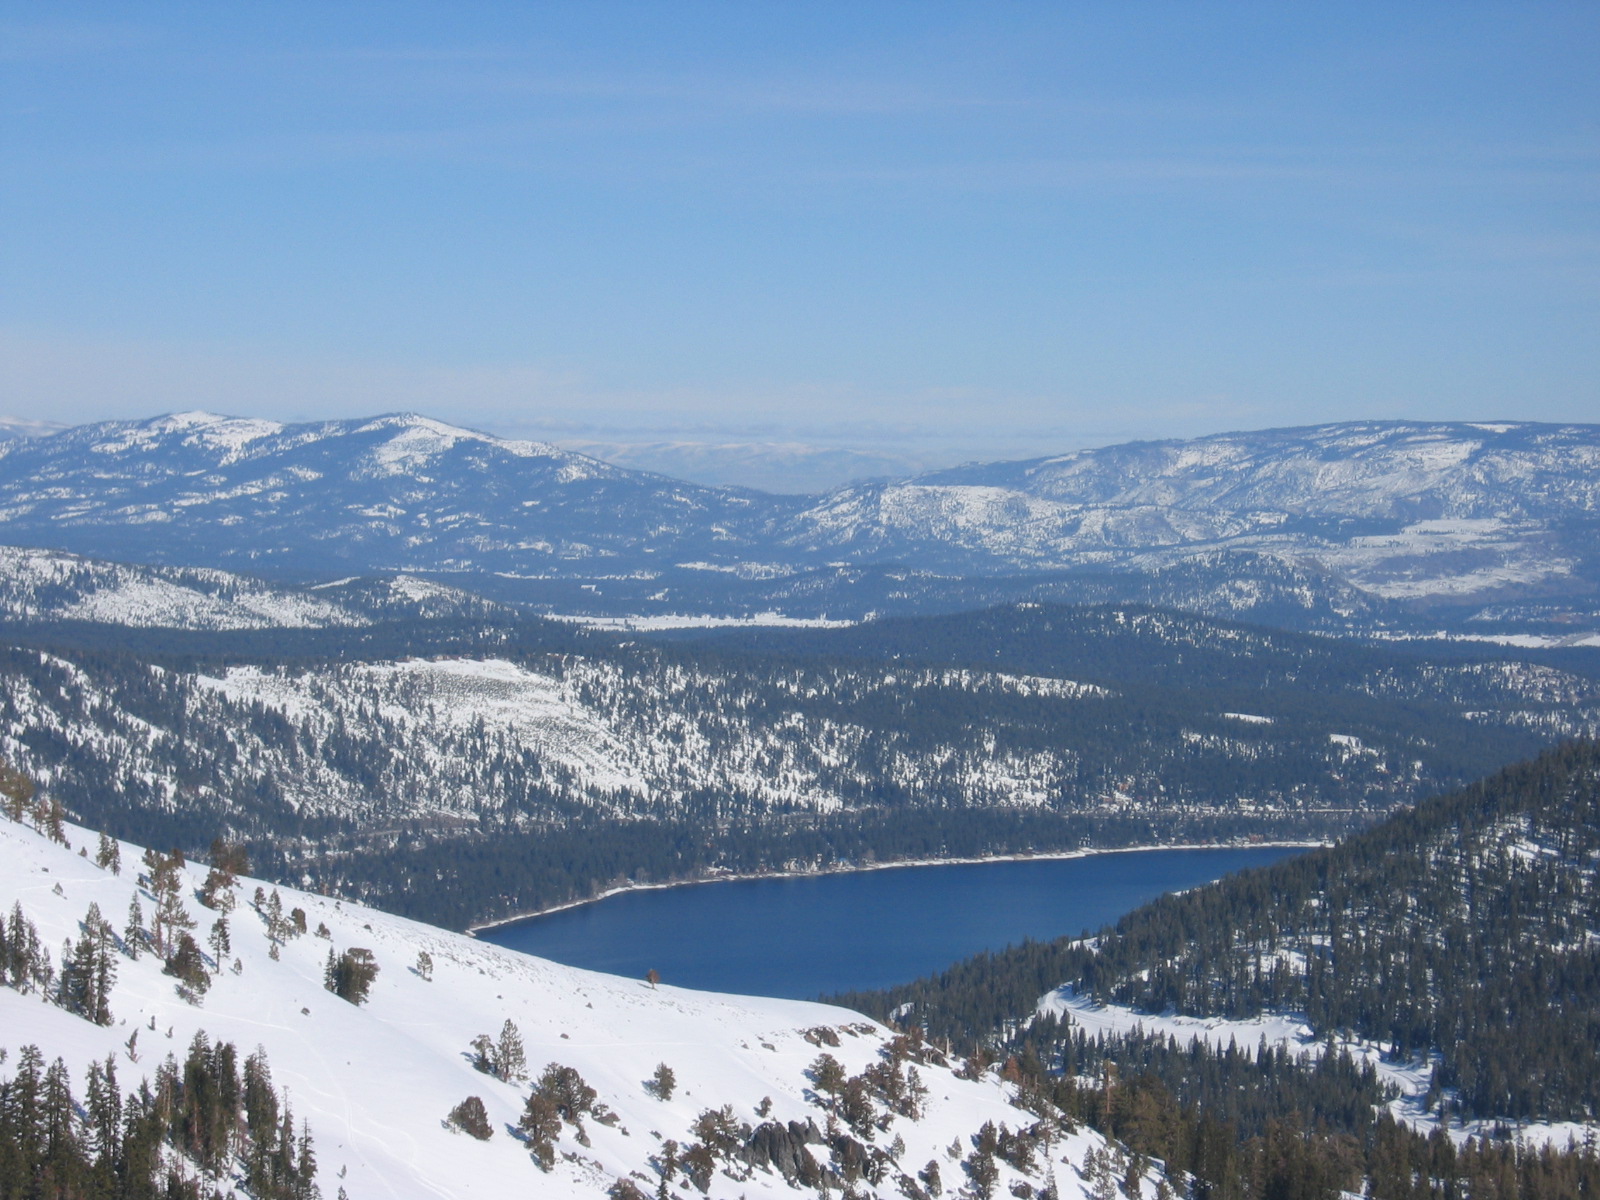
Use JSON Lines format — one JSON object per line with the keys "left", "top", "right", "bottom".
{"left": 1037, "top": 986, "right": 1597, "bottom": 1152}
{"left": 0, "top": 816, "right": 1133, "bottom": 1200}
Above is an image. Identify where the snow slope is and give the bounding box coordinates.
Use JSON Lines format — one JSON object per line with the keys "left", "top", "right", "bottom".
{"left": 0, "top": 545, "right": 367, "bottom": 630}
{"left": 0, "top": 813, "right": 1136, "bottom": 1199}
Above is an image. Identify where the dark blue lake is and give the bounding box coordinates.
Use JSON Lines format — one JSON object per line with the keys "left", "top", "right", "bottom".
{"left": 478, "top": 846, "right": 1303, "bottom": 999}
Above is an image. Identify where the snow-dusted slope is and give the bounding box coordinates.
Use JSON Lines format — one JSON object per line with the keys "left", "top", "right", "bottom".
{"left": 781, "top": 421, "right": 1600, "bottom": 594}
{"left": 0, "top": 545, "right": 369, "bottom": 630}
{"left": 0, "top": 411, "right": 792, "bottom": 577}
{"left": 918, "top": 421, "right": 1600, "bottom": 521}
{"left": 1034, "top": 987, "right": 1594, "bottom": 1151}
{"left": 1, "top": 413, "right": 1595, "bottom": 608}
{"left": 0, "top": 813, "right": 1129, "bottom": 1199}
{"left": 0, "top": 649, "right": 1146, "bottom": 830}
{"left": 9, "top": 629, "right": 1550, "bottom": 861}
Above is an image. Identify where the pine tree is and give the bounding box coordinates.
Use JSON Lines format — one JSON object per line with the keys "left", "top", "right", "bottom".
{"left": 496, "top": 1019, "right": 527, "bottom": 1081}
{"left": 37, "top": 795, "right": 68, "bottom": 845}
{"left": 0, "top": 753, "right": 34, "bottom": 821}
{"left": 84, "top": 1055, "right": 122, "bottom": 1189}
{"left": 81, "top": 901, "right": 117, "bottom": 1025}
{"left": 94, "top": 832, "right": 122, "bottom": 874}
{"left": 40, "top": 1056, "right": 83, "bottom": 1195}
{"left": 469, "top": 1034, "right": 497, "bottom": 1076}
{"left": 209, "top": 916, "right": 231, "bottom": 963}
{"left": 446, "top": 1096, "right": 494, "bottom": 1140}
{"left": 647, "top": 1062, "right": 677, "bottom": 1101}
{"left": 519, "top": 1093, "right": 561, "bottom": 1171}
{"left": 266, "top": 890, "right": 286, "bottom": 943}
{"left": 164, "top": 932, "right": 210, "bottom": 998}
{"left": 59, "top": 935, "right": 92, "bottom": 1017}
{"left": 124, "top": 894, "right": 147, "bottom": 960}
{"left": 324, "top": 947, "right": 379, "bottom": 1005}
{"left": 5, "top": 902, "right": 51, "bottom": 993}
{"left": 148, "top": 852, "right": 195, "bottom": 958}
{"left": 295, "top": 1119, "right": 319, "bottom": 1200}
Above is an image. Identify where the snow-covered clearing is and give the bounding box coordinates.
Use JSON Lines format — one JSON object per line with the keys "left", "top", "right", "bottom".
{"left": 194, "top": 657, "right": 649, "bottom": 796}
{"left": 1037, "top": 986, "right": 1596, "bottom": 1151}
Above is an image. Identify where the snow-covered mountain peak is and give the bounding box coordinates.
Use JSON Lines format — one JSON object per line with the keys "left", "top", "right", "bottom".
{"left": 355, "top": 411, "right": 572, "bottom": 466}
{"left": 78, "top": 411, "right": 289, "bottom": 463}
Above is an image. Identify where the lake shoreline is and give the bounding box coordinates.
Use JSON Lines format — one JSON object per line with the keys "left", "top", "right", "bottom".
{"left": 468, "top": 839, "right": 1326, "bottom": 935}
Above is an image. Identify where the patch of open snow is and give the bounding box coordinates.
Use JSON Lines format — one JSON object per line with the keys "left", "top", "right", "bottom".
{"left": 196, "top": 658, "right": 649, "bottom": 794}
{"left": 59, "top": 578, "right": 360, "bottom": 630}
{"left": 1367, "top": 628, "right": 1600, "bottom": 649}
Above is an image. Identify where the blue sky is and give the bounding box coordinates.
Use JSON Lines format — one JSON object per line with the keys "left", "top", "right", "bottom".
{"left": 2, "top": 3, "right": 1596, "bottom": 467}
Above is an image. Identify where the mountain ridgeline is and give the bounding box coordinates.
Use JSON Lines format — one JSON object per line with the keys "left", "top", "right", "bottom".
{"left": 843, "top": 740, "right": 1600, "bottom": 1126}
{"left": 2, "top": 412, "right": 1598, "bottom": 630}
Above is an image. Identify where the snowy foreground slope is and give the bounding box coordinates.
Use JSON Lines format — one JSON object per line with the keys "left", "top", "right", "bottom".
{"left": 0, "top": 815, "right": 1135, "bottom": 1200}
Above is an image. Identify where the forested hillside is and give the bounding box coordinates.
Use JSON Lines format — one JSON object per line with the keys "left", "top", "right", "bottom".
{"left": 834, "top": 743, "right": 1600, "bottom": 1198}
{"left": 846, "top": 741, "right": 1600, "bottom": 1124}
{"left": 2, "top": 605, "right": 1597, "bottom": 927}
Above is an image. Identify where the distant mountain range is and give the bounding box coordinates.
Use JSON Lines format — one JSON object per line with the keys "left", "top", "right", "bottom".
{"left": 560, "top": 437, "right": 929, "bottom": 493}
{"left": 0, "top": 412, "right": 1596, "bottom": 631}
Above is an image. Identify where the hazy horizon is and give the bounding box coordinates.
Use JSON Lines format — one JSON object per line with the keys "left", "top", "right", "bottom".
{"left": 3, "top": 4, "right": 1596, "bottom": 477}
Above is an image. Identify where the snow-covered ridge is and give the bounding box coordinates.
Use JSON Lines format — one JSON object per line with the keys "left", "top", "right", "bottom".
{"left": 0, "top": 545, "right": 368, "bottom": 630}
{"left": 0, "top": 545, "right": 537, "bottom": 631}
{"left": 0, "top": 413, "right": 1595, "bottom": 608}
{"left": 0, "top": 812, "right": 1136, "bottom": 1199}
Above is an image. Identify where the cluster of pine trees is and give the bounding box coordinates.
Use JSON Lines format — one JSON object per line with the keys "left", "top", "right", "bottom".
{"left": 0, "top": 1035, "right": 320, "bottom": 1200}
{"left": 1, "top": 898, "right": 123, "bottom": 1029}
